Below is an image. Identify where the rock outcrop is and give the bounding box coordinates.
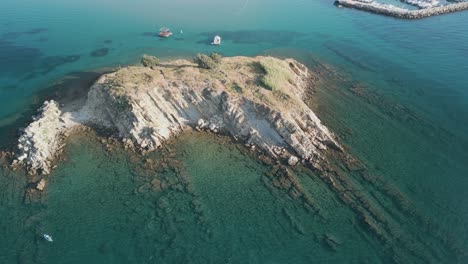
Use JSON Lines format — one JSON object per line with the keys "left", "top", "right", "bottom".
{"left": 14, "top": 101, "right": 80, "bottom": 175}
{"left": 35, "top": 179, "right": 46, "bottom": 191}
{"left": 15, "top": 56, "right": 342, "bottom": 175}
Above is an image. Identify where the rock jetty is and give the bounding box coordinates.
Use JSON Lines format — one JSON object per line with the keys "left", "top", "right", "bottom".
{"left": 14, "top": 56, "right": 342, "bottom": 175}
{"left": 336, "top": 0, "right": 468, "bottom": 19}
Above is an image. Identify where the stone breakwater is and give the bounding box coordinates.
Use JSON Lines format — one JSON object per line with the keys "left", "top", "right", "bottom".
{"left": 14, "top": 56, "right": 342, "bottom": 175}
{"left": 335, "top": 0, "right": 468, "bottom": 19}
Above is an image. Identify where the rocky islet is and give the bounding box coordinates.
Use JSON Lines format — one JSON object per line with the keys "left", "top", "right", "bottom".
{"left": 13, "top": 56, "right": 342, "bottom": 176}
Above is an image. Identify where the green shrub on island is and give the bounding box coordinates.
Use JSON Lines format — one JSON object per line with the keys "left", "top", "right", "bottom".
{"left": 231, "top": 82, "right": 243, "bottom": 93}
{"left": 141, "top": 55, "right": 160, "bottom": 67}
{"left": 115, "top": 95, "right": 132, "bottom": 111}
{"left": 194, "top": 53, "right": 218, "bottom": 69}
{"left": 258, "top": 58, "right": 293, "bottom": 92}
{"left": 273, "top": 90, "right": 290, "bottom": 101}
{"left": 209, "top": 52, "right": 222, "bottom": 63}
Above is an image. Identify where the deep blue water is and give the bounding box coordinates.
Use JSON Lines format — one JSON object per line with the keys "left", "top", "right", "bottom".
{"left": 0, "top": 0, "right": 467, "bottom": 263}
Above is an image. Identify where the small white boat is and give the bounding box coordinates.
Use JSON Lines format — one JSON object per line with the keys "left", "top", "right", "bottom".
{"left": 43, "top": 234, "right": 53, "bottom": 242}
{"left": 211, "top": 35, "right": 222, "bottom": 45}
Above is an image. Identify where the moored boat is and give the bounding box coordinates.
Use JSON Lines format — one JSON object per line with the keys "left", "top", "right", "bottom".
{"left": 211, "top": 35, "right": 222, "bottom": 45}
{"left": 158, "top": 27, "right": 173, "bottom": 38}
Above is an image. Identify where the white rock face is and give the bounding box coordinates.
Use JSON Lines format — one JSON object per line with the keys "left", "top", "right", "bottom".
{"left": 288, "top": 156, "right": 299, "bottom": 166}
{"left": 36, "top": 179, "right": 46, "bottom": 191}
{"left": 15, "top": 56, "right": 342, "bottom": 175}
{"left": 15, "top": 101, "right": 78, "bottom": 175}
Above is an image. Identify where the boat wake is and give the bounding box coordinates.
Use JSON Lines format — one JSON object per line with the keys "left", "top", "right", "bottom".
{"left": 236, "top": 0, "right": 250, "bottom": 14}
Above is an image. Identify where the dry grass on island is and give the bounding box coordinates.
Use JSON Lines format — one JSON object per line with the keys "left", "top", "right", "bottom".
{"left": 106, "top": 53, "right": 309, "bottom": 114}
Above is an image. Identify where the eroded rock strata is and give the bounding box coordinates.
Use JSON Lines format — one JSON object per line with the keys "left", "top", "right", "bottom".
{"left": 14, "top": 56, "right": 341, "bottom": 175}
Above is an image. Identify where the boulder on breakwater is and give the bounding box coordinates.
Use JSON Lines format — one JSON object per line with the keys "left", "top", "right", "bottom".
{"left": 335, "top": 0, "right": 468, "bottom": 19}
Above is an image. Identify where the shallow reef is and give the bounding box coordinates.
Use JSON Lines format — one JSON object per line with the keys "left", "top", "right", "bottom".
{"left": 90, "top": 48, "right": 109, "bottom": 57}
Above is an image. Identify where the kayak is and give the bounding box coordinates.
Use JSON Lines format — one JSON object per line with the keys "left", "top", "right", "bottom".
{"left": 43, "top": 234, "right": 53, "bottom": 242}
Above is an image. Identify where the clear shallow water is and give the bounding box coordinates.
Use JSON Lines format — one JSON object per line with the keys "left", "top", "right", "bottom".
{"left": 0, "top": 132, "right": 383, "bottom": 263}
{"left": 1, "top": 0, "right": 468, "bottom": 263}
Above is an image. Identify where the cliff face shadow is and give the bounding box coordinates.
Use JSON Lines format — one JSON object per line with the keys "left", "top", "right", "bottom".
{"left": 47, "top": 70, "right": 108, "bottom": 108}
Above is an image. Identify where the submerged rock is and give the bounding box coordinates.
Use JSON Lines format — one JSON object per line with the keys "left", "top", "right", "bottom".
{"left": 35, "top": 179, "right": 46, "bottom": 191}
{"left": 15, "top": 56, "right": 342, "bottom": 174}
{"left": 90, "top": 48, "right": 109, "bottom": 57}
{"left": 288, "top": 155, "right": 299, "bottom": 166}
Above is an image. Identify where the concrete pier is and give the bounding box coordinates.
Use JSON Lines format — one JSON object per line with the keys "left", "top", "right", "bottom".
{"left": 335, "top": 0, "right": 468, "bottom": 19}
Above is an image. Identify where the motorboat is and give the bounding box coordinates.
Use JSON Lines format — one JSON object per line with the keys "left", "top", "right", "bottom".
{"left": 211, "top": 35, "right": 222, "bottom": 45}
{"left": 158, "top": 27, "right": 173, "bottom": 38}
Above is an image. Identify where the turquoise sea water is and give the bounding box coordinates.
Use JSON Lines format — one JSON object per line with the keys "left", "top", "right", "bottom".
{"left": 1, "top": 0, "right": 467, "bottom": 263}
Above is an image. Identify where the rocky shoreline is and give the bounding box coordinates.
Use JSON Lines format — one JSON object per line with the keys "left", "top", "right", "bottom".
{"left": 335, "top": 0, "right": 468, "bottom": 19}
{"left": 12, "top": 56, "right": 342, "bottom": 176}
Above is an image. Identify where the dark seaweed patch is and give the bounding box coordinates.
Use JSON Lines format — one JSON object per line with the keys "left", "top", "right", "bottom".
{"left": 23, "top": 28, "right": 48, "bottom": 35}
{"left": 1, "top": 28, "right": 48, "bottom": 40}
{"left": 42, "top": 56, "right": 67, "bottom": 67}
{"left": 104, "top": 40, "right": 113, "bottom": 44}
{"left": 197, "top": 30, "right": 306, "bottom": 46}
{"left": 1, "top": 85, "right": 17, "bottom": 91}
{"left": 0, "top": 39, "right": 81, "bottom": 79}
{"left": 142, "top": 32, "right": 157, "bottom": 37}
{"left": 1, "top": 32, "right": 23, "bottom": 39}
{"left": 90, "top": 48, "right": 109, "bottom": 57}
{"left": 0, "top": 40, "right": 43, "bottom": 75}
{"left": 65, "top": 55, "right": 80, "bottom": 63}
{"left": 39, "top": 55, "right": 81, "bottom": 74}
{"left": 323, "top": 41, "right": 375, "bottom": 72}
